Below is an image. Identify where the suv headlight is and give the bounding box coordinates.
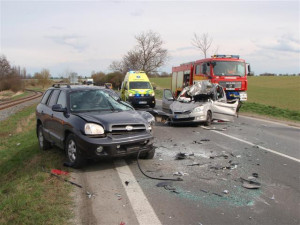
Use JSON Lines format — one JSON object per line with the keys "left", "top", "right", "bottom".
{"left": 129, "top": 93, "right": 133, "bottom": 97}
{"left": 151, "top": 92, "right": 155, "bottom": 96}
{"left": 84, "top": 123, "right": 104, "bottom": 135}
{"left": 193, "top": 106, "right": 204, "bottom": 113}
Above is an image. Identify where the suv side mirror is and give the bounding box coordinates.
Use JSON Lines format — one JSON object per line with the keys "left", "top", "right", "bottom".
{"left": 52, "top": 104, "right": 67, "bottom": 112}
{"left": 153, "top": 86, "right": 157, "bottom": 90}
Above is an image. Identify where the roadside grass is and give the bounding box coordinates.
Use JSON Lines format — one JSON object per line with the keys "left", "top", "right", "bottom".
{"left": 240, "top": 102, "right": 300, "bottom": 122}
{"left": 0, "top": 90, "right": 30, "bottom": 101}
{"left": 150, "top": 76, "right": 300, "bottom": 122}
{"left": 0, "top": 104, "right": 72, "bottom": 225}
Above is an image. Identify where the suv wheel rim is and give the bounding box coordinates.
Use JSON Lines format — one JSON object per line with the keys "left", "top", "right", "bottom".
{"left": 68, "top": 140, "right": 76, "bottom": 162}
{"left": 38, "top": 129, "right": 44, "bottom": 148}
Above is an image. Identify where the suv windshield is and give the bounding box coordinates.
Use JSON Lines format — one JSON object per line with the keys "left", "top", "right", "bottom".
{"left": 213, "top": 61, "right": 245, "bottom": 77}
{"left": 129, "top": 82, "right": 152, "bottom": 89}
{"left": 70, "top": 90, "right": 132, "bottom": 112}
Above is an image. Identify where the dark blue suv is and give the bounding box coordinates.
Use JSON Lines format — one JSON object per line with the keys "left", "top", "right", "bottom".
{"left": 36, "top": 84, "right": 155, "bottom": 168}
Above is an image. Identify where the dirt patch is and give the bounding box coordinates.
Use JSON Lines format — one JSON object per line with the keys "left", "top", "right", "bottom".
{"left": 16, "top": 112, "right": 36, "bottom": 134}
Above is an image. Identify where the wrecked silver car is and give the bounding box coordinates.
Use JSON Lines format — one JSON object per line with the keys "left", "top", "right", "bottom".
{"left": 162, "top": 80, "right": 239, "bottom": 126}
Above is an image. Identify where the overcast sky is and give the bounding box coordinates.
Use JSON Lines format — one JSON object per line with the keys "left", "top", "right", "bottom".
{"left": 1, "top": 0, "right": 299, "bottom": 77}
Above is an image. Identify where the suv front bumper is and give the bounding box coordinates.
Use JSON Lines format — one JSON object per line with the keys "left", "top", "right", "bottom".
{"left": 75, "top": 131, "right": 154, "bottom": 159}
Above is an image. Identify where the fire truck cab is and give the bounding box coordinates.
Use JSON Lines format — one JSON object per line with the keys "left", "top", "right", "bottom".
{"left": 172, "top": 55, "right": 250, "bottom": 102}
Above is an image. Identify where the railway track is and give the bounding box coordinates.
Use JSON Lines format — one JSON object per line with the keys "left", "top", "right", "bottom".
{"left": 0, "top": 89, "right": 43, "bottom": 110}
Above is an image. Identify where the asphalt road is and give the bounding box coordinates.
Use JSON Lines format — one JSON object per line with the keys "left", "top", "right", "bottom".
{"left": 73, "top": 101, "right": 300, "bottom": 225}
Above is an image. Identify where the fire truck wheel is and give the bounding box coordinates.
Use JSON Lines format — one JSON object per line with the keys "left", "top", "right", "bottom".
{"left": 204, "top": 111, "right": 212, "bottom": 126}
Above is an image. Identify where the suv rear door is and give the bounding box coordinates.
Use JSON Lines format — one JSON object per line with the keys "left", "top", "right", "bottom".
{"left": 45, "top": 89, "right": 61, "bottom": 144}
{"left": 50, "top": 90, "right": 68, "bottom": 148}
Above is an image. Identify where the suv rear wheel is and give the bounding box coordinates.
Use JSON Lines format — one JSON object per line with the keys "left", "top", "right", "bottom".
{"left": 65, "top": 134, "right": 85, "bottom": 168}
{"left": 38, "top": 124, "right": 51, "bottom": 151}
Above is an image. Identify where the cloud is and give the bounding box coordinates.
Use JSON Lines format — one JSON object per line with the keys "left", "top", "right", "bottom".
{"left": 45, "top": 34, "right": 88, "bottom": 52}
{"left": 130, "top": 9, "right": 143, "bottom": 17}
{"left": 256, "top": 35, "right": 300, "bottom": 53}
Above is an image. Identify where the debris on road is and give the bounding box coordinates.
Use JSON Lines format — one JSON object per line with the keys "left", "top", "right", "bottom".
{"left": 175, "top": 152, "right": 187, "bottom": 160}
{"left": 51, "top": 169, "right": 69, "bottom": 175}
{"left": 240, "top": 177, "right": 261, "bottom": 189}
{"left": 156, "top": 181, "right": 180, "bottom": 193}
{"left": 173, "top": 171, "right": 189, "bottom": 176}
{"left": 156, "top": 181, "right": 173, "bottom": 187}
{"left": 200, "top": 139, "right": 210, "bottom": 142}
{"left": 223, "top": 190, "right": 229, "bottom": 194}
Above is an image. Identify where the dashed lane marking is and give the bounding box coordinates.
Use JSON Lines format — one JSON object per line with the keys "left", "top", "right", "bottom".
{"left": 114, "top": 159, "right": 162, "bottom": 225}
{"left": 212, "top": 130, "right": 300, "bottom": 163}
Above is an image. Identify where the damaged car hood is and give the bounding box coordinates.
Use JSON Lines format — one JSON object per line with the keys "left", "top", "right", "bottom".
{"left": 170, "top": 101, "right": 207, "bottom": 112}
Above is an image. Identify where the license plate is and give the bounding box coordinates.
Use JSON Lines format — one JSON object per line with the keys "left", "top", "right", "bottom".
{"left": 175, "top": 114, "right": 189, "bottom": 119}
{"left": 139, "top": 101, "right": 147, "bottom": 104}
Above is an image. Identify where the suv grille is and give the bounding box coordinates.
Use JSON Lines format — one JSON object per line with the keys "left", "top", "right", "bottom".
{"left": 111, "top": 124, "right": 146, "bottom": 135}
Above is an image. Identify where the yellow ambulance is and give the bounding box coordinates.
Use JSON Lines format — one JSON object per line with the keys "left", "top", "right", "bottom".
{"left": 120, "top": 71, "right": 156, "bottom": 108}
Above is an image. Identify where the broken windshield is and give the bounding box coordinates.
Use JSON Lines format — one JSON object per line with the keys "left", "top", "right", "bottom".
{"left": 213, "top": 61, "right": 245, "bottom": 77}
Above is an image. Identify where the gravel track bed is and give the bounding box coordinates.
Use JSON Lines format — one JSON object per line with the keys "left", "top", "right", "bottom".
{"left": 0, "top": 97, "right": 41, "bottom": 122}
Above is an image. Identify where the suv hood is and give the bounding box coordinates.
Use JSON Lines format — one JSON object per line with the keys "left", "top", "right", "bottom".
{"left": 75, "top": 110, "right": 148, "bottom": 129}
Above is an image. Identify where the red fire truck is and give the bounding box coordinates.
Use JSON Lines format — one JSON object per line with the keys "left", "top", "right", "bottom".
{"left": 171, "top": 55, "right": 251, "bottom": 101}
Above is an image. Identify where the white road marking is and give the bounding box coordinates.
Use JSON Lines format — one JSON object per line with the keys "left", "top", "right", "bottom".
{"left": 212, "top": 130, "right": 300, "bottom": 163}
{"left": 239, "top": 115, "right": 300, "bottom": 129}
{"left": 114, "top": 159, "right": 162, "bottom": 225}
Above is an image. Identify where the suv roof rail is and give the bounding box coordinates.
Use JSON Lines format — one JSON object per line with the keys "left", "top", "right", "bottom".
{"left": 52, "top": 83, "right": 71, "bottom": 88}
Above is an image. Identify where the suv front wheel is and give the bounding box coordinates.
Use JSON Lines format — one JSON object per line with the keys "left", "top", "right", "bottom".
{"left": 65, "top": 134, "right": 86, "bottom": 168}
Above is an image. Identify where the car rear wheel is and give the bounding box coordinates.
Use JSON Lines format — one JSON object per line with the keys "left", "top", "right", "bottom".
{"left": 38, "top": 124, "right": 51, "bottom": 151}
{"left": 139, "top": 148, "right": 155, "bottom": 159}
{"left": 65, "top": 134, "right": 86, "bottom": 168}
{"left": 204, "top": 111, "right": 212, "bottom": 126}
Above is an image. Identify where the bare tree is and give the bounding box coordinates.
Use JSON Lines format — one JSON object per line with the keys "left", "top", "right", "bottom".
{"left": 109, "top": 30, "right": 168, "bottom": 74}
{"left": 191, "top": 33, "right": 213, "bottom": 58}
{"left": 35, "top": 69, "right": 51, "bottom": 89}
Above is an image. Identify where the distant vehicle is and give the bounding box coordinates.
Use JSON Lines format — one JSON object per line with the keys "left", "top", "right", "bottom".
{"left": 162, "top": 80, "right": 239, "bottom": 126}
{"left": 105, "top": 83, "right": 113, "bottom": 89}
{"left": 86, "top": 78, "right": 94, "bottom": 86}
{"left": 36, "top": 84, "right": 155, "bottom": 168}
{"left": 171, "top": 55, "right": 251, "bottom": 102}
{"left": 120, "top": 71, "right": 156, "bottom": 108}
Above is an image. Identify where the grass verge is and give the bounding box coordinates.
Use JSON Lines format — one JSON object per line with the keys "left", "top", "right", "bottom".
{"left": 0, "top": 104, "right": 72, "bottom": 225}
{"left": 240, "top": 102, "right": 300, "bottom": 122}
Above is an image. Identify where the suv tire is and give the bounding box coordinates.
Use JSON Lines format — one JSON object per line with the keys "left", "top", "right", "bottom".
{"left": 38, "top": 124, "right": 51, "bottom": 151}
{"left": 65, "top": 134, "right": 86, "bottom": 168}
{"left": 139, "top": 148, "right": 155, "bottom": 159}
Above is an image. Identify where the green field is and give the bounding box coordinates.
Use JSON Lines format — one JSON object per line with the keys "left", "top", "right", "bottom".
{"left": 0, "top": 105, "right": 72, "bottom": 225}
{"left": 247, "top": 76, "right": 300, "bottom": 111}
{"left": 150, "top": 76, "right": 300, "bottom": 121}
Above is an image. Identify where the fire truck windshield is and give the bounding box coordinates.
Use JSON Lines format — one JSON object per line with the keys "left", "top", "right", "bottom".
{"left": 213, "top": 61, "right": 245, "bottom": 77}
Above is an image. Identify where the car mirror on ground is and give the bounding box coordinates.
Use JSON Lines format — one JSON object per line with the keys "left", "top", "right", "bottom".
{"left": 52, "top": 104, "right": 67, "bottom": 112}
